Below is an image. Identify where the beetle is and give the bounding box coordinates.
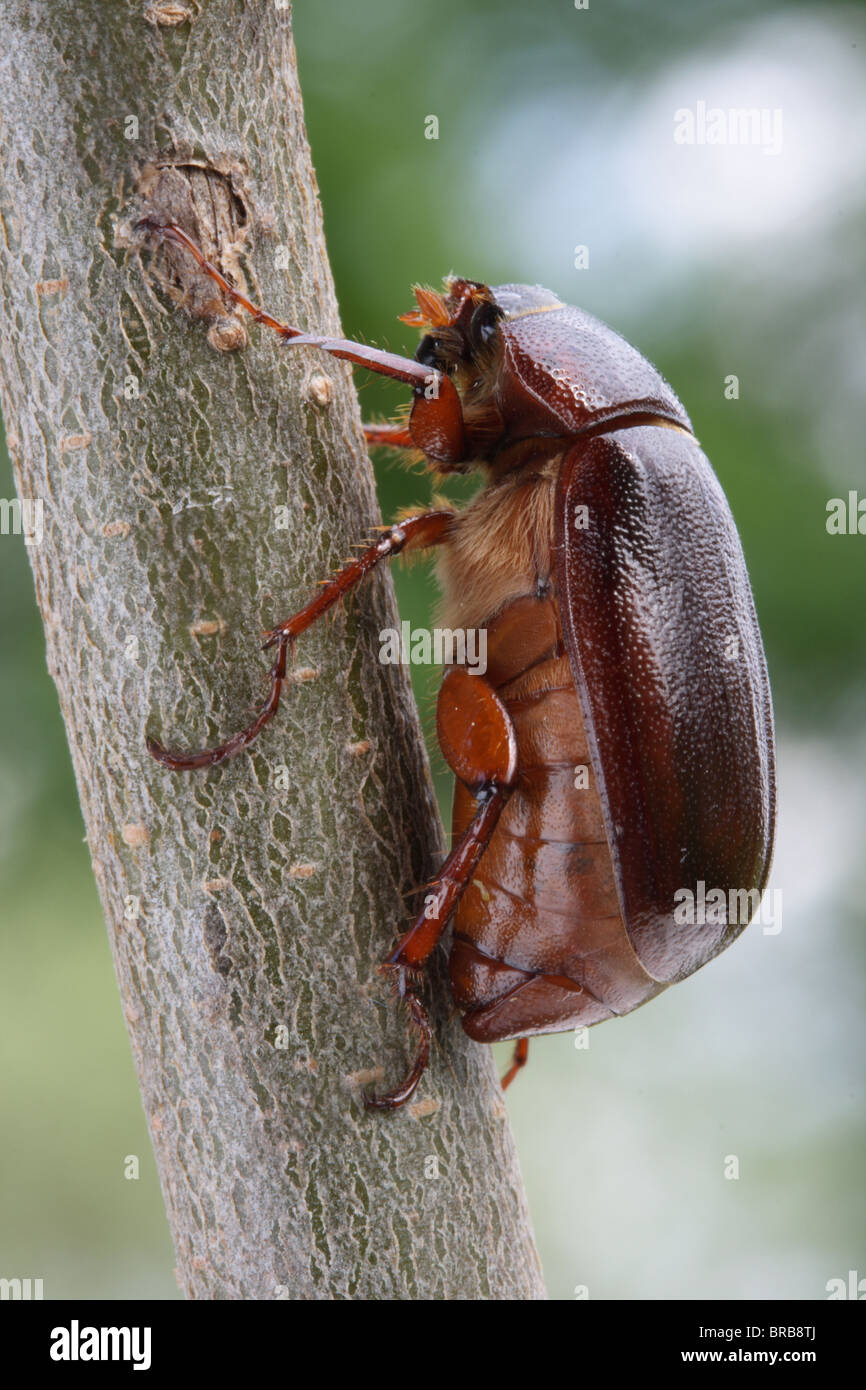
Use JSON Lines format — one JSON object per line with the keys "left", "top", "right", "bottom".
{"left": 139, "top": 220, "right": 776, "bottom": 1111}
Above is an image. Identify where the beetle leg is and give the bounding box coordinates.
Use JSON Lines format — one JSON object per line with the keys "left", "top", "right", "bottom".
{"left": 147, "top": 509, "right": 453, "bottom": 770}
{"left": 366, "top": 669, "right": 519, "bottom": 1110}
{"left": 136, "top": 218, "right": 451, "bottom": 392}
{"left": 138, "top": 221, "right": 470, "bottom": 464}
{"left": 385, "top": 787, "right": 510, "bottom": 973}
{"left": 500, "top": 1038, "right": 530, "bottom": 1091}
{"left": 362, "top": 422, "right": 416, "bottom": 450}
{"left": 365, "top": 784, "right": 511, "bottom": 1112}
{"left": 147, "top": 630, "right": 293, "bottom": 771}
{"left": 365, "top": 967, "right": 432, "bottom": 1112}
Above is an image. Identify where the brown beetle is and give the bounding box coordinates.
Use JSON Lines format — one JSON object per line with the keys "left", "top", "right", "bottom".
{"left": 140, "top": 222, "right": 776, "bottom": 1110}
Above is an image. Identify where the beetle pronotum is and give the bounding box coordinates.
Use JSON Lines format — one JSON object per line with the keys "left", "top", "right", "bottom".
{"left": 139, "top": 219, "right": 776, "bottom": 1111}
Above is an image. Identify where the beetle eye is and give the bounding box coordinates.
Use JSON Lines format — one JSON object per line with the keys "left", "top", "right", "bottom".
{"left": 415, "top": 335, "right": 442, "bottom": 370}
{"left": 469, "top": 301, "right": 503, "bottom": 351}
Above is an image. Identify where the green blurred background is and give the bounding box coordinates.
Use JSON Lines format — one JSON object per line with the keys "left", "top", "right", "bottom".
{"left": 1, "top": 0, "right": 864, "bottom": 1299}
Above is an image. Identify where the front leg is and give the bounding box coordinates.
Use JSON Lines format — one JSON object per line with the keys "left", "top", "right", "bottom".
{"left": 137, "top": 222, "right": 470, "bottom": 466}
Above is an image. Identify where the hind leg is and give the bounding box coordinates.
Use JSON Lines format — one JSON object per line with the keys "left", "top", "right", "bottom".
{"left": 365, "top": 667, "right": 519, "bottom": 1110}
{"left": 500, "top": 1038, "right": 530, "bottom": 1091}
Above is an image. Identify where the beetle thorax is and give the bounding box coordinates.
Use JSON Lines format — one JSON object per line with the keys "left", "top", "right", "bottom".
{"left": 435, "top": 454, "right": 560, "bottom": 632}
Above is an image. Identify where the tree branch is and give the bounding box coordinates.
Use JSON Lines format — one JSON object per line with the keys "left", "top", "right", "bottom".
{"left": 0, "top": 0, "right": 544, "bottom": 1298}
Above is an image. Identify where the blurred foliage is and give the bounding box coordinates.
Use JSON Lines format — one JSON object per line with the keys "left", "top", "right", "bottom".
{"left": 1, "top": 0, "right": 863, "bottom": 1299}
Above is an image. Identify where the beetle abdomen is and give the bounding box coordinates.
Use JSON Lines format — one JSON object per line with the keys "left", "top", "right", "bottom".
{"left": 448, "top": 594, "right": 665, "bottom": 1043}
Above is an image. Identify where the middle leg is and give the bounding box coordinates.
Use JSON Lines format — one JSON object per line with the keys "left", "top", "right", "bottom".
{"left": 147, "top": 509, "right": 453, "bottom": 770}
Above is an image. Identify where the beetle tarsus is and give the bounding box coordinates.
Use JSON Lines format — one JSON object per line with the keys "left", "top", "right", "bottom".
{"left": 146, "top": 633, "right": 290, "bottom": 771}
{"left": 364, "top": 969, "right": 431, "bottom": 1112}
{"left": 137, "top": 218, "right": 298, "bottom": 340}
{"left": 500, "top": 1037, "right": 530, "bottom": 1091}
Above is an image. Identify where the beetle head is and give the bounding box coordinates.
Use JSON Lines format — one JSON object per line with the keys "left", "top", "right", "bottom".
{"left": 401, "top": 278, "right": 508, "bottom": 468}
{"left": 403, "top": 278, "right": 504, "bottom": 377}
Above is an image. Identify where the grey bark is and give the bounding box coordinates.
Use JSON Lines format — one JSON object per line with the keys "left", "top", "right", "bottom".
{"left": 0, "top": 1, "right": 544, "bottom": 1299}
